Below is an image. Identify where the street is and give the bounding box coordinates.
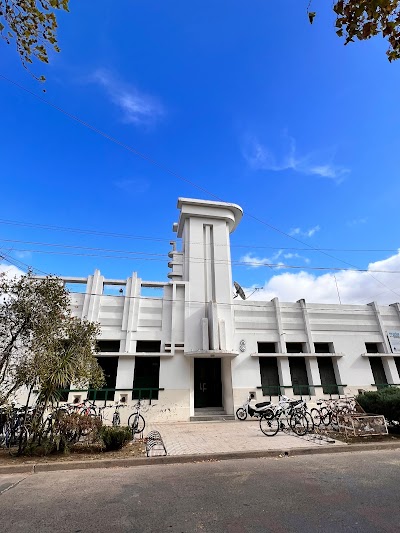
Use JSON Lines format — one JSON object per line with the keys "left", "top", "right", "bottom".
{"left": 1, "top": 450, "right": 400, "bottom": 532}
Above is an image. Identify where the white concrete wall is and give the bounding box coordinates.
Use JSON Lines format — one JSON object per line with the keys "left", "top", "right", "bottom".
{"left": 25, "top": 198, "right": 400, "bottom": 422}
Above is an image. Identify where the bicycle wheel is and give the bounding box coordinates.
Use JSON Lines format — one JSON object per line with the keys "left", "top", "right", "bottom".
{"left": 304, "top": 412, "right": 314, "bottom": 432}
{"left": 128, "top": 413, "right": 145, "bottom": 434}
{"left": 259, "top": 415, "right": 280, "bottom": 436}
{"left": 310, "top": 408, "right": 321, "bottom": 427}
{"left": 289, "top": 413, "right": 308, "bottom": 436}
{"left": 320, "top": 407, "right": 331, "bottom": 426}
{"left": 235, "top": 408, "right": 247, "bottom": 421}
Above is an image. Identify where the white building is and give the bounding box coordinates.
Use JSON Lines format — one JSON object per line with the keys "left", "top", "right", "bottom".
{"left": 61, "top": 198, "right": 400, "bottom": 421}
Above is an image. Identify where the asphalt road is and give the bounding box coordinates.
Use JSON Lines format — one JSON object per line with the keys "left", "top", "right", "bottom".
{"left": 1, "top": 450, "right": 400, "bottom": 532}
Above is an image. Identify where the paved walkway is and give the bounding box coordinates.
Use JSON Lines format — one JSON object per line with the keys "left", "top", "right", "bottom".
{"left": 145, "top": 419, "right": 342, "bottom": 456}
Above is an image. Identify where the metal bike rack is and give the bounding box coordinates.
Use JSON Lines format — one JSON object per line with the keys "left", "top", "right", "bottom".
{"left": 145, "top": 430, "right": 167, "bottom": 457}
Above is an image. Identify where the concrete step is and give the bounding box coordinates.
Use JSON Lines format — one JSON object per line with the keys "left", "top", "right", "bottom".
{"left": 190, "top": 412, "right": 235, "bottom": 422}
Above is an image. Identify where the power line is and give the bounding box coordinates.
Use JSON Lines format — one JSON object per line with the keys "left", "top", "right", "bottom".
{"left": 1, "top": 73, "right": 399, "bottom": 299}
{"left": 0, "top": 251, "right": 48, "bottom": 276}
{"left": 3, "top": 246, "right": 400, "bottom": 274}
{"left": 0, "top": 229, "right": 399, "bottom": 254}
{"left": 64, "top": 288, "right": 400, "bottom": 311}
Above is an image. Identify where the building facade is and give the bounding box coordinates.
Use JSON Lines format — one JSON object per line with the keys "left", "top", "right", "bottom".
{"left": 60, "top": 198, "right": 400, "bottom": 421}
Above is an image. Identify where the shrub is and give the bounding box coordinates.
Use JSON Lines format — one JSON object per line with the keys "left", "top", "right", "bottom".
{"left": 55, "top": 412, "right": 102, "bottom": 449}
{"left": 99, "top": 426, "right": 132, "bottom": 451}
{"left": 357, "top": 387, "right": 400, "bottom": 423}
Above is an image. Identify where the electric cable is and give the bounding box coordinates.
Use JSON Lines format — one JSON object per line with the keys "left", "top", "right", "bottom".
{"left": 1, "top": 73, "right": 399, "bottom": 298}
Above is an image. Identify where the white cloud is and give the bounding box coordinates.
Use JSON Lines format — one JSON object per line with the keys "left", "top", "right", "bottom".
{"left": 0, "top": 263, "right": 25, "bottom": 279}
{"left": 241, "top": 250, "right": 310, "bottom": 270}
{"left": 289, "top": 225, "right": 320, "bottom": 238}
{"left": 243, "top": 135, "right": 349, "bottom": 184}
{"left": 92, "top": 69, "right": 164, "bottom": 125}
{"left": 13, "top": 251, "right": 32, "bottom": 260}
{"left": 244, "top": 250, "right": 400, "bottom": 305}
{"left": 241, "top": 250, "right": 286, "bottom": 269}
{"left": 347, "top": 218, "right": 368, "bottom": 227}
{"left": 282, "top": 252, "right": 310, "bottom": 264}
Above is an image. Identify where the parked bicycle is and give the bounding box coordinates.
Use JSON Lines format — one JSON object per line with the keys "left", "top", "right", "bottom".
{"left": 0, "top": 404, "right": 30, "bottom": 449}
{"left": 259, "top": 396, "right": 309, "bottom": 437}
{"left": 128, "top": 398, "right": 146, "bottom": 434}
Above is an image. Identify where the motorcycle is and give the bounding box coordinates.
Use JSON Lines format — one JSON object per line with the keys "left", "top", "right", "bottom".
{"left": 236, "top": 394, "right": 274, "bottom": 421}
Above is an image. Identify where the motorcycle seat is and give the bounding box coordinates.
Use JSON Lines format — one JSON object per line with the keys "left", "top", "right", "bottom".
{"left": 255, "top": 401, "right": 271, "bottom": 408}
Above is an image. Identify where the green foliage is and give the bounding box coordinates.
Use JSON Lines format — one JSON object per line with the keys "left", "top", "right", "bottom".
{"left": 310, "top": 0, "right": 400, "bottom": 61}
{"left": 22, "top": 411, "right": 102, "bottom": 455}
{"left": 100, "top": 426, "right": 133, "bottom": 452}
{"left": 0, "top": 0, "right": 70, "bottom": 79}
{"left": 0, "top": 271, "right": 105, "bottom": 406}
{"left": 356, "top": 387, "right": 400, "bottom": 423}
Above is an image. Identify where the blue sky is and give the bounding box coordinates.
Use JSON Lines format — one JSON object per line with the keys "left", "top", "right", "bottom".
{"left": 1, "top": 0, "right": 400, "bottom": 304}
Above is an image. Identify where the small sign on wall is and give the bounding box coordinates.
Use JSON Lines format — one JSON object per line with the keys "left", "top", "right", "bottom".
{"left": 387, "top": 331, "right": 400, "bottom": 353}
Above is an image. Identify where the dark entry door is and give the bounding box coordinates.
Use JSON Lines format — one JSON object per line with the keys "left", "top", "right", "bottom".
{"left": 194, "top": 358, "right": 222, "bottom": 408}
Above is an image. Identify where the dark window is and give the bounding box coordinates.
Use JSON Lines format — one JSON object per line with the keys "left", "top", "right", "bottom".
{"left": 289, "top": 357, "right": 309, "bottom": 395}
{"left": 259, "top": 357, "right": 281, "bottom": 396}
{"left": 365, "top": 342, "right": 382, "bottom": 354}
{"left": 89, "top": 357, "right": 119, "bottom": 401}
{"left": 369, "top": 357, "right": 388, "bottom": 389}
{"left": 395, "top": 357, "right": 400, "bottom": 378}
{"left": 136, "top": 340, "right": 161, "bottom": 353}
{"left": 133, "top": 356, "right": 160, "bottom": 399}
{"left": 286, "top": 342, "right": 304, "bottom": 353}
{"left": 56, "top": 385, "right": 70, "bottom": 403}
{"left": 258, "top": 342, "right": 277, "bottom": 353}
{"left": 97, "top": 340, "right": 120, "bottom": 353}
{"left": 317, "top": 357, "right": 338, "bottom": 394}
{"left": 314, "top": 343, "right": 332, "bottom": 354}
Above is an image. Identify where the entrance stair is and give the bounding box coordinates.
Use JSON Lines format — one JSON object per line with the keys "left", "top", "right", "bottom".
{"left": 190, "top": 407, "right": 235, "bottom": 422}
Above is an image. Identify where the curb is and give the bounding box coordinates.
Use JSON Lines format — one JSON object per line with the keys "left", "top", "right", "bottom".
{"left": 1, "top": 441, "right": 399, "bottom": 475}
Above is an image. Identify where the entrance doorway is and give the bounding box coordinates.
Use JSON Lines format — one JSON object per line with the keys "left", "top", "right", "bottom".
{"left": 194, "top": 358, "right": 222, "bottom": 408}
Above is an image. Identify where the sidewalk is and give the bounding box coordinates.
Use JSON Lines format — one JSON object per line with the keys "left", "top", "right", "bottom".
{"left": 145, "top": 419, "right": 340, "bottom": 456}
{"left": 1, "top": 420, "right": 400, "bottom": 475}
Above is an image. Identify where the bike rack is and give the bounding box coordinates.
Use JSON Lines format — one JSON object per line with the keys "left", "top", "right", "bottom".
{"left": 145, "top": 430, "right": 167, "bottom": 457}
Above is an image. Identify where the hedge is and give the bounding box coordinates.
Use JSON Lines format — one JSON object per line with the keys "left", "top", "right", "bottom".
{"left": 356, "top": 387, "right": 400, "bottom": 424}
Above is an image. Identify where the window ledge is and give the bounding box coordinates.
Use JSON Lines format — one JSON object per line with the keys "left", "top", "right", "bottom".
{"left": 362, "top": 353, "right": 394, "bottom": 357}
{"left": 120, "top": 352, "right": 173, "bottom": 357}
{"left": 184, "top": 350, "right": 239, "bottom": 358}
{"left": 251, "top": 352, "right": 344, "bottom": 358}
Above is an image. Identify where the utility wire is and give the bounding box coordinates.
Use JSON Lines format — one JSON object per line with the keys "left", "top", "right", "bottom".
{"left": 1, "top": 73, "right": 399, "bottom": 298}
{"left": 0, "top": 233, "right": 398, "bottom": 254}
{"left": 2, "top": 246, "right": 400, "bottom": 273}
{"left": 64, "top": 288, "right": 400, "bottom": 311}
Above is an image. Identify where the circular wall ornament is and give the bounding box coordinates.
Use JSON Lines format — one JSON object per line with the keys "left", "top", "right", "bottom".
{"left": 239, "top": 339, "right": 246, "bottom": 352}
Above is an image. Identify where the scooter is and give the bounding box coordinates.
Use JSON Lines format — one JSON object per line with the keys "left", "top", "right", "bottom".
{"left": 236, "top": 394, "right": 273, "bottom": 421}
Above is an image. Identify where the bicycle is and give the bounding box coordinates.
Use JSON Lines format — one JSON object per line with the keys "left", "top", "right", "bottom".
{"left": 259, "top": 396, "right": 309, "bottom": 437}
{"left": 310, "top": 400, "right": 332, "bottom": 427}
{"left": 112, "top": 403, "right": 127, "bottom": 427}
{"left": 0, "top": 404, "right": 30, "bottom": 450}
{"left": 128, "top": 398, "right": 146, "bottom": 434}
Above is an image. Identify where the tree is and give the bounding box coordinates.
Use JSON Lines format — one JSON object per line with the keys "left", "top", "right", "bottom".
{"left": 0, "top": 0, "right": 70, "bottom": 79}
{"left": 310, "top": 1, "right": 400, "bottom": 62}
{"left": 0, "top": 271, "right": 104, "bottom": 406}
{"left": 1, "top": 1, "right": 400, "bottom": 80}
